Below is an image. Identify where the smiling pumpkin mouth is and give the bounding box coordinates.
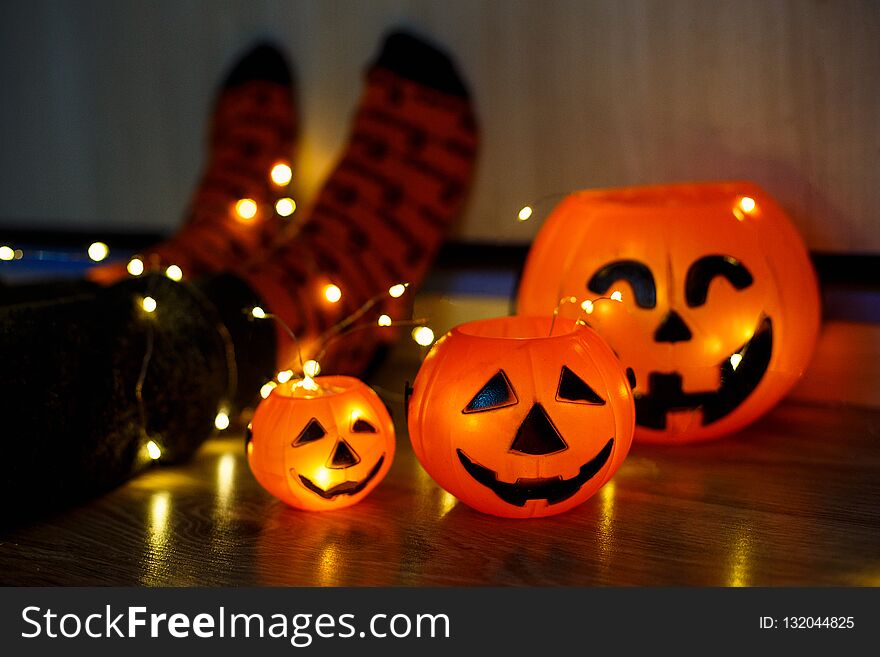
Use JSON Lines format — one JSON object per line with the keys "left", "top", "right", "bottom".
{"left": 295, "top": 455, "right": 385, "bottom": 500}
{"left": 456, "top": 438, "right": 614, "bottom": 507}
{"left": 635, "top": 315, "right": 773, "bottom": 429}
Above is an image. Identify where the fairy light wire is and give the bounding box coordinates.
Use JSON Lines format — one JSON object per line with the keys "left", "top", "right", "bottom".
{"left": 312, "top": 317, "right": 429, "bottom": 366}
{"left": 133, "top": 276, "right": 240, "bottom": 461}
{"left": 249, "top": 280, "right": 432, "bottom": 385}
{"left": 247, "top": 309, "right": 307, "bottom": 377}
{"left": 515, "top": 191, "right": 569, "bottom": 224}
{"left": 548, "top": 293, "right": 623, "bottom": 336}
{"left": 134, "top": 277, "right": 159, "bottom": 452}
{"left": 312, "top": 284, "right": 409, "bottom": 362}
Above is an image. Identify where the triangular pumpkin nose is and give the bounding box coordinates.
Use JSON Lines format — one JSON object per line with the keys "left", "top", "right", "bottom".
{"left": 654, "top": 310, "right": 693, "bottom": 343}
{"left": 510, "top": 403, "right": 568, "bottom": 455}
{"left": 327, "top": 439, "right": 361, "bottom": 469}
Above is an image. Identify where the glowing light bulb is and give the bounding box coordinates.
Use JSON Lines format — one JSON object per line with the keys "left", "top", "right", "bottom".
{"left": 87, "top": 241, "right": 109, "bottom": 262}
{"left": 214, "top": 411, "right": 230, "bottom": 431}
{"left": 251, "top": 306, "right": 266, "bottom": 319}
{"left": 275, "top": 197, "right": 296, "bottom": 217}
{"left": 610, "top": 290, "right": 623, "bottom": 302}
{"left": 412, "top": 326, "right": 435, "bottom": 346}
{"left": 517, "top": 206, "right": 533, "bottom": 221}
{"left": 581, "top": 299, "right": 594, "bottom": 314}
{"left": 260, "top": 381, "right": 277, "bottom": 399}
{"left": 739, "top": 196, "right": 756, "bottom": 213}
{"left": 377, "top": 314, "right": 392, "bottom": 326}
{"left": 729, "top": 353, "right": 743, "bottom": 371}
{"left": 165, "top": 264, "right": 183, "bottom": 281}
{"left": 146, "top": 440, "right": 162, "bottom": 460}
{"left": 141, "top": 296, "right": 157, "bottom": 313}
{"left": 235, "top": 198, "right": 258, "bottom": 222}
{"left": 0, "top": 246, "right": 14, "bottom": 261}
{"left": 388, "top": 283, "right": 408, "bottom": 298}
{"left": 323, "top": 284, "right": 342, "bottom": 303}
{"left": 277, "top": 369, "right": 294, "bottom": 383}
{"left": 270, "top": 162, "right": 292, "bottom": 186}
{"left": 303, "top": 360, "right": 321, "bottom": 378}
{"left": 300, "top": 376, "right": 319, "bottom": 392}
{"left": 127, "top": 257, "right": 144, "bottom": 276}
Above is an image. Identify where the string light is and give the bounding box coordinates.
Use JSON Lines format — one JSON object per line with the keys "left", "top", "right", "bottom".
{"left": 270, "top": 162, "right": 293, "bottom": 186}
{"left": 610, "top": 290, "right": 623, "bottom": 302}
{"left": 412, "top": 326, "right": 435, "bottom": 346}
{"left": 165, "top": 264, "right": 183, "bottom": 281}
{"left": 87, "top": 242, "right": 109, "bottom": 262}
{"left": 146, "top": 440, "right": 162, "bottom": 460}
{"left": 581, "top": 299, "right": 594, "bottom": 314}
{"left": 249, "top": 284, "right": 431, "bottom": 386}
{"left": 275, "top": 198, "right": 296, "bottom": 217}
{"left": 388, "top": 283, "right": 408, "bottom": 298}
{"left": 295, "top": 374, "right": 320, "bottom": 392}
{"left": 323, "top": 284, "right": 342, "bottom": 303}
{"left": 141, "top": 296, "right": 157, "bottom": 313}
{"left": 214, "top": 410, "right": 230, "bottom": 431}
{"left": 729, "top": 353, "right": 743, "bottom": 371}
{"left": 260, "top": 381, "right": 277, "bottom": 399}
{"left": 127, "top": 257, "right": 144, "bottom": 276}
{"left": 0, "top": 245, "right": 15, "bottom": 261}
{"left": 235, "top": 198, "right": 258, "bottom": 222}
{"left": 733, "top": 196, "right": 757, "bottom": 222}
{"left": 517, "top": 206, "right": 533, "bottom": 221}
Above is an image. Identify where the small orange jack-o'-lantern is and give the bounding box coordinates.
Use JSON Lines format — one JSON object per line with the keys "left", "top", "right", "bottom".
{"left": 518, "top": 182, "right": 820, "bottom": 444}
{"left": 407, "top": 316, "right": 634, "bottom": 518}
{"left": 247, "top": 376, "right": 395, "bottom": 511}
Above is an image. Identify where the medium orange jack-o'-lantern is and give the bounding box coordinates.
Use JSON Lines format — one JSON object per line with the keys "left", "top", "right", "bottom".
{"left": 518, "top": 182, "right": 820, "bottom": 444}
{"left": 407, "top": 316, "right": 634, "bottom": 518}
{"left": 248, "top": 375, "right": 395, "bottom": 511}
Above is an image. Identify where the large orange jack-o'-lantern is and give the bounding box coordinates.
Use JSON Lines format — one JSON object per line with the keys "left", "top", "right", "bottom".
{"left": 407, "top": 316, "right": 634, "bottom": 518}
{"left": 247, "top": 376, "right": 395, "bottom": 511}
{"left": 518, "top": 182, "right": 820, "bottom": 444}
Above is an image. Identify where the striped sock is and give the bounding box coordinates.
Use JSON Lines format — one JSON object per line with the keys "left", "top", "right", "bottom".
{"left": 242, "top": 31, "right": 478, "bottom": 375}
{"left": 89, "top": 42, "right": 298, "bottom": 283}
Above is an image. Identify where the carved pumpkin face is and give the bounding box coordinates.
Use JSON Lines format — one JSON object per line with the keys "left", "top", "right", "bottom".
{"left": 247, "top": 375, "right": 395, "bottom": 511}
{"left": 408, "top": 316, "right": 634, "bottom": 518}
{"left": 518, "top": 182, "right": 820, "bottom": 443}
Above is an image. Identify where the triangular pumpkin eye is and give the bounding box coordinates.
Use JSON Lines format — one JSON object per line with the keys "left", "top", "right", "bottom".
{"left": 292, "top": 418, "right": 326, "bottom": 446}
{"left": 463, "top": 370, "right": 518, "bottom": 413}
{"left": 352, "top": 418, "right": 377, "bottom": 433}
{"left": 556, "top": 366, "right": 606, "bottom": 405}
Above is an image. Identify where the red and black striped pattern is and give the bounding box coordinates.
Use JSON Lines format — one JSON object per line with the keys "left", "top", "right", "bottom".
{"left": 89, "top": 44, "right": 297, "bottom": 284}
{"left": 242, "top": 55, "right": 478, "bottom": 374}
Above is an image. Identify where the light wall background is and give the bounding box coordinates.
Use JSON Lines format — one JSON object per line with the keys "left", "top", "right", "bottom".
{"left": 0, "top": 0, "right": 878, "bottom": 253}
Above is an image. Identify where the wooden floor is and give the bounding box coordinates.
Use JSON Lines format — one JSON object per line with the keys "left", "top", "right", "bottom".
{"left": 1, "top": 384, "right": 878, "bottom": 586}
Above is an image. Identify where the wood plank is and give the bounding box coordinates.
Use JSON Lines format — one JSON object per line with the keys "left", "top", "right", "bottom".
{"left": 1, "top": 397, "right": 877, "bottom": 586}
